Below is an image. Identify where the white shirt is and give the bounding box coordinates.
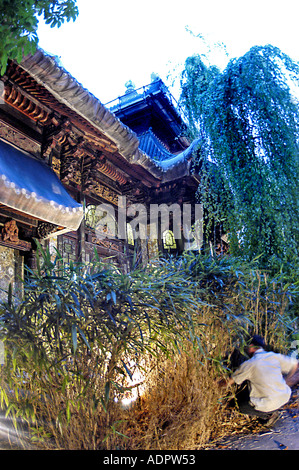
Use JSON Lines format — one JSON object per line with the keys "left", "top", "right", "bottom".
{"left": 232, "top": 348, "right": 298, "bottom": 412}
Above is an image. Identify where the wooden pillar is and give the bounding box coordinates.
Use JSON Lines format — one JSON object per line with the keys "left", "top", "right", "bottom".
{"left": 77, "top": 195, "right": 86, "bottom": 263}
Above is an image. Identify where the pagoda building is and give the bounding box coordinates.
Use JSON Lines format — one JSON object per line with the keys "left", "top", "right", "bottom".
{"left": 108, "top": 76, "right": 190, "bottom": 155}
{"left": 0, "top": 50, "right": 206, "bottom": 299}
{"left": 108, "top": 76, "right": 202, "bottom": 255}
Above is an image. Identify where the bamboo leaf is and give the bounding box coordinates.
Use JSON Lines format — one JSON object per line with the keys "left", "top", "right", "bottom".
{"left": 77, "top": 326, "right": 91, "bottom": 350}
{"left": 104, "top": 381, "right": 110, "bottom": 404}
{"left": 71, "top": 324, "right": 77, "bottom": 354}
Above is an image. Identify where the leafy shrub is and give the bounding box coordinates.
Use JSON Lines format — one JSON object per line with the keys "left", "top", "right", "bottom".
{"left": 0, "top": 245, "right": 297, "bottom": 449}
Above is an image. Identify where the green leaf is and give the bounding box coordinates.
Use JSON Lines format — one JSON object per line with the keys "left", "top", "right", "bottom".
{"left": 104, "top": 381, "right": 110, "bottom": 404}
{"left": 71, "top": 324, "right": 77, "bottom": 354}
{"left": 77, "top": 326, "right": 91, "bottom": 350}
{"left": 66, "top": 400, "right": 71, "bottom": 423}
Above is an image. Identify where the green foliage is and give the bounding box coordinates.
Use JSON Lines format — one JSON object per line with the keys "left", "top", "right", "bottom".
{"left": 180, "top": 45, "right": 299, "bottom": 265}
{"left": 0, "top": 0, "right": 79, "bottom": 73}
{"left": 0, "top": 245, "right": 297, "bottom": 448}
{"left": 0, "top": 244, "right": 199, "bottom": 448}
{"left": 174, "top": 250, "right": 297, "bottom": 348}
{"left": 11, "top": 243, "right": 197, "bottom": 357}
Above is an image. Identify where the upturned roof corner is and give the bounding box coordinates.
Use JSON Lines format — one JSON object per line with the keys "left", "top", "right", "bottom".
{"left": 19, "top": 48, "right": 200, "bottom": 182}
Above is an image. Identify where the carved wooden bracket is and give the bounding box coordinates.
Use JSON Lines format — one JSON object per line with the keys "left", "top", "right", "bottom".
{"left": 4, "top": 84, "right": 50, "bottom": 124}
{"left": 37, "top": 222, "right": 57, "bottom": 239}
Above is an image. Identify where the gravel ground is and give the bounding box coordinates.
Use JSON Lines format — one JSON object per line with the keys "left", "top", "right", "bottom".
{"left": 209, "top": 384, "right": 299, "bottom": 451}
{"left": 211, "top": 409, "right": 299, "bottom": 450}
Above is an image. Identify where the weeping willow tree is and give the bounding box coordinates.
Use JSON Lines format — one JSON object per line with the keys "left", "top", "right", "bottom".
{"left": 180, "top": 45, "right": 299, "bottom": 266}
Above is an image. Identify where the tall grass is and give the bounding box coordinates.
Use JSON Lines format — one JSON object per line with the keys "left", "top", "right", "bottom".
{"left": 0, "top": 246, "right": 297, "bottom": 449}
{"left": 118, "top": 253, "right": 298, "bottom": 450}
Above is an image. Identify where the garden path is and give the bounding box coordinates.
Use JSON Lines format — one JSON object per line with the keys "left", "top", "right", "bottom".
{"left": 210, "top": 381, "right": 299, "bottom": 450}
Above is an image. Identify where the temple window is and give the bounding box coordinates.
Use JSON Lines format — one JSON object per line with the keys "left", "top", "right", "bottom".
{"left": 162, "top": 230, "right": 177, "bottom": 250}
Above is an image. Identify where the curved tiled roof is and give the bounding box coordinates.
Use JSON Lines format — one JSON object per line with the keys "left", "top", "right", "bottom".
{"left": 20, "top": 49, "right": 200, "bottom": 183}
{"left": 20, "top": 49, "right": 140, "bottom": 158}
{"left": 138, "top": 129, "right": 175, "bottom": 162}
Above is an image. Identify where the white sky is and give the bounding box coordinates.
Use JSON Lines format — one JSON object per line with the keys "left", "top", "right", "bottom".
{"left": 37, "top": 0, "right": 299, "bottom": 104}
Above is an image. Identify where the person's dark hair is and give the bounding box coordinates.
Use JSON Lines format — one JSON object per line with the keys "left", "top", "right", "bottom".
{"left": 249, "top": 335, "right": 265, "bottom": 348}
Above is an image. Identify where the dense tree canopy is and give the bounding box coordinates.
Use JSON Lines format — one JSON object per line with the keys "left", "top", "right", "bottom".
{"left": 0, "top": 0, "right": 78, "bottom": 73}
{"left": 180, "top": 45, "right": 299, "bottom": 266}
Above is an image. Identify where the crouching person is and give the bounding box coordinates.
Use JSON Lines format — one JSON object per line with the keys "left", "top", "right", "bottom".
{"left": 221, "top": 335, "right": 299, "bottom": 428}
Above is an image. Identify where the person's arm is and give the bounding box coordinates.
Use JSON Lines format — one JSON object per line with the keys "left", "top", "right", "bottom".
{"left": 217, "top": 377, "right": 235, "bottom": 388}
{"left": 226, "top": 377, "right": 235, "bottom": 387}
{"left": 285, "top": 362, "right": 299, "bottom": 386}
{"left": 217, "top": 358, "right": 251, "bottom": 389}
{"left": 277, "top": 354, "right": 299, "bottom": 385}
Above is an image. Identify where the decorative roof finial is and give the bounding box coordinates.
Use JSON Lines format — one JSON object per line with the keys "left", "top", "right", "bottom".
{"left": 125, "top": 80, "right": 136, "bottom": 94}
{"left": 151, "top": 72, "right": 160, "bottom": 82}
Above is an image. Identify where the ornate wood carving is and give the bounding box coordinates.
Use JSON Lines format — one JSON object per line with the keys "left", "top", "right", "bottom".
{"left": 60, "top": 140, "right": 82, "bottom": 184}
{"left": 0, "top": 121, "right": 41, "bottom": 157}
{"left": 51, "top": 156, "right": 61, "bottom": 176}
{"left": 2, "top": 220, "right": 18, "bottom": 243}
{"left": 91, "top": 236, "right": 123, "bottom": 253}
{"left": 91, "top": 183, "right": 120, "bottom": 205}
{"left": 84, "top": 131, "right": 118, "bottom": 153}
{"left": 82, "top": 155, "right": 97, "bottom": 192}
{"left": 42, "top": 120, "right": 85, "bottom": 186}
{"left": 82, "top": 152, "right": 128, "bottom": 195}
{"left": 0, "top": 220, "right": 31, "bottom": 251}
{"left": 94, "top": 154, "right": 127, "bottom": 185}
{"left": 4, "top": 84, "right": 50, "bottom": 124}
{"left": 37, "top": 222, "right": 57, "bottom": 239}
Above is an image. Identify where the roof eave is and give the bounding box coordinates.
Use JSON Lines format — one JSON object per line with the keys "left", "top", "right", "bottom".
{"left": 20, "top": 49, "right": 140, "bottom": 160}
{"left": 19, "top": 49, "right": 200, "bottom": 185}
